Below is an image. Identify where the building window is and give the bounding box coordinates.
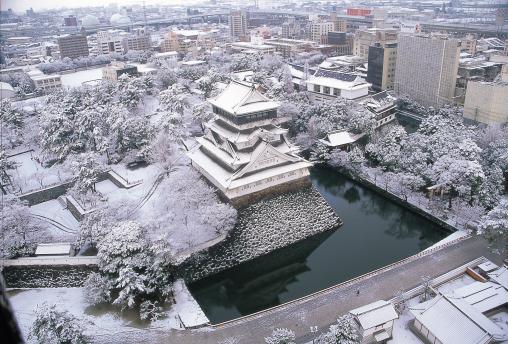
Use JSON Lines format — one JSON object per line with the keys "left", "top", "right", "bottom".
{"left": 323, "top": 86, "right": 330, "bottom": 94}
{"left": 333, "top": 88, "right": 339, "bottom": 96}
{"left": 313, "top": 84, "right": 320, "bottom": 92}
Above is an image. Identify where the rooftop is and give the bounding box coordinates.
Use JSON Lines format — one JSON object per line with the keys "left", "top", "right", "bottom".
{"left": 349, "top": 300, "right": 398, "bottom": 330}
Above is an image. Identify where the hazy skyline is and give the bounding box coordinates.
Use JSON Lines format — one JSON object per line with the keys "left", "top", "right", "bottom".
{"left": 0, "top": 0, "right": 189, "bottom": 13}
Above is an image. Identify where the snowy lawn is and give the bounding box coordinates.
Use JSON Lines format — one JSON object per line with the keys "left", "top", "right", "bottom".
{"left": 30, "top": 200, "right": 79, "bottom": 240}
{"left": 60, "top": 68, "right": 103, "bottom": 88}
{"left": 8, "top": 286, "right": 208, "bottom": 342}
{"left": 8, "top": 150, "right": 71, "bottom": 193}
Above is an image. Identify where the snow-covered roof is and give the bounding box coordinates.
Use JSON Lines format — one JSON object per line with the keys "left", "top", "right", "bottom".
{"left": 208, "top": 80, "right": 279, "bottom": 116}
{"left": 488, "top": 267, "right": 508, "bottom": 290}
{"left": 410, "top": 295, "right": 506, "bottom": 344}
{"left": 477, "top": 261, "right": 499, "bottom": 274}
{"left": 0, "top": 81, "right": 14, "bottom": 92}
{"left": 35, "top": 243, "right": 72, "bottom": 256}
{"left": 181, "top": 60, "right": 206, "bottom": 66}
{"left": 320, "top": 130, "right": 364, "bottom": 147}
{"left": 154, "top": 51, "right": 178, "bottom": 58}
{"left": 451, "top": 281, "right": 508, "bottom": 313}
{"left": 306, "top": 69, "right": 370, "bottom": 91}
{"left": 349, "top": 300, "right": 398, "bottom": 330}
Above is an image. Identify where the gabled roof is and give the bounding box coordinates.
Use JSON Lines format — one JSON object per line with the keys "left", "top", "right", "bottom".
{"left": 410, "top": 295, "right": 506, "bottom": 344}
{"left": 208, "top": 80, "right": 279, "bottom": 116}
{"left": 452, "top": 281, "right": 508, "bottom": 313}
{"left": 350, "top": 300, "right": 398, "bottom": 330}
{"left": 488, "top": 267, "right": 508, "bottom": 290}
{"left": 320, "top": 130, "right": 364, "bottom": 147}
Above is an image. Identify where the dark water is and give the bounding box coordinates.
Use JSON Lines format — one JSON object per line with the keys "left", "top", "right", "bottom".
{"left": 189, "top": 167, "right": 449, "bottom": 323}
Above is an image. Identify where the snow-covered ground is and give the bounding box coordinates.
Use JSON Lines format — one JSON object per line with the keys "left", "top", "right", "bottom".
{"left": 388, "top": 297, "right": 423, "bottom": 344}
{"left": 8, "top": 150, "right": 70, "bottom": 193}
{"left": 8, "top": 285, "right": 208, "bottom": 342}
{"left": 30, "top": 200, "right": 78, "bottom": 240}
{"left": 60, "top": 68, "right": 103, "bottom": 88}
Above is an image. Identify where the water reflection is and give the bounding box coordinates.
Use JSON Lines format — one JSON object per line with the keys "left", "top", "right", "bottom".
{"left": 190, "top": 167, "right": 449, "bottom": 323}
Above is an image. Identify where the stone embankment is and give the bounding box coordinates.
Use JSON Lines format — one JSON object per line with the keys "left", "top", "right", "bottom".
{"left": 179, "top": 186, "right": 342, "bottom": 282}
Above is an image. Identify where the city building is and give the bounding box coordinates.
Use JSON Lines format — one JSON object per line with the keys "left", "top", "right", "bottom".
{"left": 309, "top": 20, "right": 334, "bottom": 44}
{"left": 230, "top": 38, "right": 276, "bottom": 55}
{"left": 463, "top": 34, "right": 478, "bottom": 55}
{"left": 394, "top": 34, "right": 460, "bottom": 107}
{"left": 352, "top": 28, "right": 397, "bottom": 59}
{"left": 102, "top": 62, "right": 138, "bottom": 81}
{"left": 124, "top": 28, "right": 151, "bottom": 51}
{"left": 281, "top": 17, "right": 299, "bottom": 39}
{"left": 96, "top": 30, "right": 126, "bottom": 54}
{"left": 347, "top": 8, "right": 372, "bottom": 17}
{"left": 463, "top": 65, "right": 508, "bottom": 124}
{"left": 187, "top": 80, "right": 312, "bottom": 202}
{"left": 263, "top": 38, "right": 315, "bottom": 59}
{"left": 31, "top": 74, "right": 62, "bottom": 93}
{"left": 64, "top": 16, "right": 78, "bottom": 27}
{"left": 229, "top": 10, "right": 247, "bottom": 41}
{"left": 304, "top": 68, "right": 370, "bottom": 102}
{"left": 349, "top": 300, "right": 398, "bottom": 344}
{"left": 367, "top": 42, "right": 397, "bottom": 91}
{"left": 57, "top": 33, "right": 89, "bottom": 59}
{"left": 160, "top": 29, "right": 218, "bottom": 54}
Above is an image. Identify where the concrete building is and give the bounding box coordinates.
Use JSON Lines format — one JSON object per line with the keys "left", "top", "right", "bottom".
{"left": 160, "top": 29, "right": 218, "bottom": 54}
{"left": 281, "top": 17, "right": 299, "bottom": 39}
{"left": 394, "top": 34, "right": 460, "bottom": 107}
{"left": 229, "top": 10, "right": 247, "bottom": 41}
{"left": 31, "top": 74, "right": 62, "bottom": 93}
{"left": 57, "top": 33, "right": 89, "bottom": 59}
{"left": 96, "top": 30, "right": 126, "bottom": 54}
{"left": 463, "top": 65, "right": 508, "bottom": 124}
{"left": 102, "top": 62, "right": 138, "bottom": 81}
{"left": 350, "top": 300, "right": 398, "bottom": 343}
{"left": 124, "top": 28, "right": 151, "bottom": 51}
{"left": 230, "top": 41, "right": 276, "bottom": 55}
{"left": 188, "top": 80, "right": 312, "bottom": 202}
{"left": 263, "top": 38, "right": 315, "bottom": 59}
{"left": 367, "top": 42, "right": 397, "bottom": 91}
{"left": 309, "top": 20, "right": 334, "bottom": 44}
{"left": 305, "top": 68, "right": 370, "bottom": 102}
{"left": 353, "top": 28, "right": 397, "bottom": 59}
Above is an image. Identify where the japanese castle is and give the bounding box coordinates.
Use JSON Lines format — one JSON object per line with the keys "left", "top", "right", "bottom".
{"left": 188, "top": 80, "right": 312, "bottom": 202}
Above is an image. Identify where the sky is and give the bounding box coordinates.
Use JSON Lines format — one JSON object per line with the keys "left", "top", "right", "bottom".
{"left": 1, "top": 0, "right": 188, "bottom": 13}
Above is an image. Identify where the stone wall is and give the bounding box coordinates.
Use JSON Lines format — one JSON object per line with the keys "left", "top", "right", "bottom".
{"left": 3, "top": 265, "right": 97, "bottom": 288}
{"left": 19, "top": 181, "right": 74, "bottom": 206}
{"left": 179, "top": 186, "right": 342, "bottom": 283}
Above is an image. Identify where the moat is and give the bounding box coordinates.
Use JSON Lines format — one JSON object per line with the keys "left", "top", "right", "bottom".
{"left": 189, "top": 167, "right": 450, "bottom": 324}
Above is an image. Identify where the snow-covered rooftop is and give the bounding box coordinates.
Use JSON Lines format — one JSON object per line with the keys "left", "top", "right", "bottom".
{"left": 452, "top": 281, "right": 508, "bottom": 313}
{"left": 350, "top": 300, "right": 398, "bottom": 330}
{"left": 208, "top": 80, "right": 279, "bottom": 116}
{"left": 320, "top": 130, "right": 364, "bottom": 147}
{"left": 306, "top": 69, "right": 370, "bottom": 91}
{"left": 35, "top": 243, "right": 72, "bottom": 256}
{"left": 410, "top": 295, "right": 506, "bottom": 344}
{"left": 489, "top": 267, "right": 508, "bottom": 290}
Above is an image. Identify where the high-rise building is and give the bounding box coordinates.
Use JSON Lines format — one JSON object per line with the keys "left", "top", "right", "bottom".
{"left": 64, "top": 15, "right": 78, "bottom": 27}
{"left": 309, "top": 20, "right": 334, "bottom": 44}
{"left": 367, "top": 42, "right": 397, "bottom": 91}
{"left": 353, "top": 28, "right": 397, "bottom": 59}
{"left": 282, "top": 17, "right": 299, "bottom": 39}
{"left": 229, "top": 10, "right": 247, "bottom": 40}
{"left": 463, "top": 65, "right": 508, "bottom": 124}
{"left": 57, "top": 33, "right": 89, "bottom": 59}
{"left": 124, "top": 28, "right": 151, "bottom": 51}
{"left": 330, "top": 12, "right": 347, "bottom": 32}
{"left": 394, "top": 34, "right": 460, "bottom": 107}
{"left": 96, "top": 30, "right": 126, "bottom": 54}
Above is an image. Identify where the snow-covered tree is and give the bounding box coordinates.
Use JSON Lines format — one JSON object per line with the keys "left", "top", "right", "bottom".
{"left": 365, "top": 125, "right": 407, "bottom": 171}
{"left": 30, "top": 303, "right": 89, "bottom": 344}
{"left": 116, "top": 74, "right": 145, "bottom": 109}
{"left": 0, "top": 196, "right": 46, "bottom": 258}
{"left": 479, "top": 199, "right": 508, "bottom": 259}
{"left": 0, "top": 148, "right": 16, "bottom": 184}
{"left": 148, "top": 133, "right": 182, "bottom": 173}
{"left": 317, "top": 314, "right": 360, "bottom": 344}
{"left": 265, "top": 328, "right": 296, "bottom": 344}
{"left": 191, "top": 102, "right": 214, "bottom": 132}
{"left": 139, "top": 300, "right": 164, "bottom": 321}
{"left": 82, "top": 272, "right": 112, "bottom": 306}
{"left": 70, "top": 153, "right": 104, "bottom": 194}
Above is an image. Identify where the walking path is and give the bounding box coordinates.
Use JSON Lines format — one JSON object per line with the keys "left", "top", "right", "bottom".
{"left": 91, "top": 236, "right": 502, "bottom": 344}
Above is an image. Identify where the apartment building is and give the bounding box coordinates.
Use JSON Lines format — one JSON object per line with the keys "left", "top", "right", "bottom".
{"left": 394, "top": 34, "right": 460, "bottom": 107}
{"left": 353, "top": 28, "right": 398, "bottom": 59}
{"left": 229, "top": 10, "right": 247, "bottom": 40}
{"left": 309, "top": 21, "right": 334, "bottom": 44}
{"left": 57, "top": 33, "right": 89, "bottom": 59}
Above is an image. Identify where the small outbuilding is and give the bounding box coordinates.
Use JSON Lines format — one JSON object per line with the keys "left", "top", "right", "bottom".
{"left": 319, "top": 130, "right": 364, "bottom": 150}
{"left": 349, "top": 300, "right": 398, "bottom": 343}
{"left": 35, "top": 243, "right": 72, "bottom": 256}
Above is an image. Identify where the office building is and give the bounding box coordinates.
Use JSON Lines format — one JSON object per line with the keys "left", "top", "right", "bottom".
{"left": 367, "top": 42, "right": 397, "bottom": 91}
{"left": 394, "top": 34, "right": 460, "bottom": 107}
{"left": 229, "top": 10, "right": 247, "bottom": 40}
{"left": 353, "top": 28, "right": 397, "bottom": 59}
{"left": 96, "top": 30, "right": 126, "bottom": 54}
{"left": 102, "top": 61, "right": 138, "bottom": 81}
{"left": 309, "top": 20, "right": 334, "bottom": 44}
{"left": 57, "top": 33, "right": 89, "bottom": 59}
